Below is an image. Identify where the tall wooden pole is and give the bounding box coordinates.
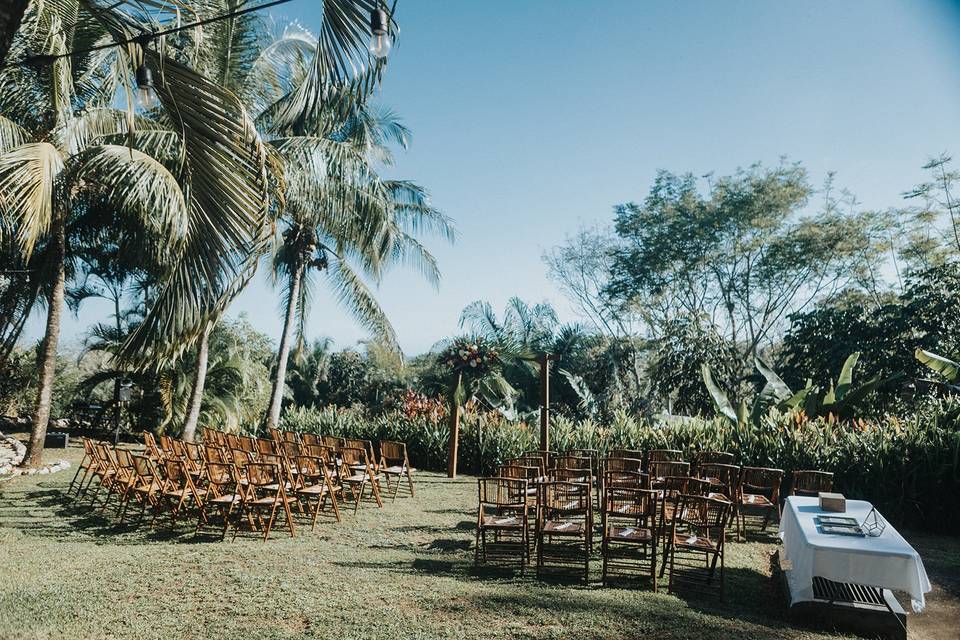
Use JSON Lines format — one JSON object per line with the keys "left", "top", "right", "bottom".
{"left": 539, "top": 354, "right": 558, "bottom": 459}
{"left": 447, "top": 372, "right": 462, "bottom": 478}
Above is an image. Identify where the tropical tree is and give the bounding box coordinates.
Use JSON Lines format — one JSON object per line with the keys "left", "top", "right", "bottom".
{"left": 1, "top": 0, "right": 274, "bottom": 466}
{"left": 263, "top": 98, "right": 454, "bottom": 429}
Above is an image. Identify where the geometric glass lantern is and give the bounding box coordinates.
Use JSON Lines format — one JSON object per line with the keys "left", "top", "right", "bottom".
{"left": 861, "top": 506, "right": 886, "bottom": 537}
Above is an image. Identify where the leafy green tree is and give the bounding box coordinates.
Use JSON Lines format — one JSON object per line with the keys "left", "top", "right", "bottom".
{"left": 898, "top": 153, "right": 960, "bottom": 271}
{"left": 646, "top": 316, "right": 742, "bottom": 416}
{"left": 605, "top": 162, "right": 887, "bottom": 355}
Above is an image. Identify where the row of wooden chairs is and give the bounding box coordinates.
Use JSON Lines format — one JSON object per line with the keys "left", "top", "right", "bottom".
{"left": 199, "top": 427, "right": 417, "bottom": 502}
{"left": 475, "top": 475, "right": 732, "bottom": 596}
{"left": 68, "top": 429, "right": 417, "bottom": 541}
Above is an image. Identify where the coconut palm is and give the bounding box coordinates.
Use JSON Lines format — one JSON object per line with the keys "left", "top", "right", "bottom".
{"left": 154, "top": 5, "right": 421, "bottom": 438}
{"left": 264, "top": 103, "right": 455, "bottom": 428}
{"left": 0, "top": 0, "right": 280, "bottom": 467}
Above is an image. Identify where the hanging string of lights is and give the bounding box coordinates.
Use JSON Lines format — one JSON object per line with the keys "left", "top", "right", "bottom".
{"left": 20, "top": 0, "right": 394, "bottom": 98}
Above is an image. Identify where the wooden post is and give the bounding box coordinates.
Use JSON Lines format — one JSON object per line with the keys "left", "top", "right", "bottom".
{"left": 539, "top": 353, "right": 559, "bottom": 459}
{"left": 447, "top": 372, "right": 462, "bottom": 478}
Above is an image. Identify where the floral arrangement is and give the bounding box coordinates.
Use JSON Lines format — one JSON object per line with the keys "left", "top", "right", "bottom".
{"left": 439, "top": 337, "right": 500, "bottom": 377}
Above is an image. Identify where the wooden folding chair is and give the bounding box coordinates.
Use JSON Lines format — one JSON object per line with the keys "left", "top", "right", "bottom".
{"left": 101, "top": 448, "right": 137, "bottom": 514}
{"left": 536, "top": 480, "right": 593, "bottom": 583}
{"left": 344, "top": 437, "right": 377, "bottom": 471}
{"left": 602, "top": 486, "right": 659, "bottom": 588}
{"left": 790, "top": 470, "right": 833, "bottom": 497}
{"left": 122, "top": 455, "right": 163, "bottom": 524}
{"left": 143, "top": 431, "right": 163, "bottom": 461}
{"left": 666, "top": 494, "right": 730, "bottom": 599}
{"left": 292, "top": 455, "right": 342, "bottom": 528}
{"left": 195, "top": 462, "right": 243, "bottom": 539}
{"left": 475, "top": 477, "right": 529, "bottom": 573}
{"left": 339, "top": 446, "right": 383, "bottom": 514}
{"left": 234, "top": 462, "right": 296, "bottom": 541}
{"left": 737, "top": 466, "right": 783, "bottom": 540}
{"left": 378, "top": 440, "right": 415, "bottom": 500}
{"left": 67, "top": 438, "right": 97, "bottom": 496}
{"left": 155, "top": 459, "right": 206, "bottom": 526}
{"left": 84, "top": 442, "right": 118, "bottom": 505}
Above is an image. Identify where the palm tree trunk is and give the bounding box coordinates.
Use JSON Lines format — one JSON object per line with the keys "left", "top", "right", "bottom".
{"left": 20, "top": 212, "right": 66, "bottom": 469}
{"left": 181, "top": 324, "right": 211, "bottom": 442}
{"left": 266, "top": 264, "right": 303, "bottom": 430}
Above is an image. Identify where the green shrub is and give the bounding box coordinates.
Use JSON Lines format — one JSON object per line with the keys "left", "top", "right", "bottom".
{"left": 280, "top": 404, "right": 960, "bottom": 533}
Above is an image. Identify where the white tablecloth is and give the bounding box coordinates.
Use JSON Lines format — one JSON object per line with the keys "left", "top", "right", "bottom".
{"left": 778, "top": 496, "right": 931, "bottom": 613}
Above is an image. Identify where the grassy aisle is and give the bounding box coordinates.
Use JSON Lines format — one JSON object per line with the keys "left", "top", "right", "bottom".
{"left": 0, "top": 440, "right": 954, "bottom": 640}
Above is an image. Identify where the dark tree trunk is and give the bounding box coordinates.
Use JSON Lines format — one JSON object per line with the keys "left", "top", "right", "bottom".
{"left": 181, "top": 324, "right": 211, "bottom": 443}
{"left": 0, "top": 0, "right": 29, "bottom": 70}
{"left": 266, "top": 264, "right": 302, "bottom": 430}
{"left": 20, "top": 211, "right": 66, "bottom": 469}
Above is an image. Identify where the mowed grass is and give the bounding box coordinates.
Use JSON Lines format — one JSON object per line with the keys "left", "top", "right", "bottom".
{"left": 1, "top": 441, "right": 957, "bottom": 640}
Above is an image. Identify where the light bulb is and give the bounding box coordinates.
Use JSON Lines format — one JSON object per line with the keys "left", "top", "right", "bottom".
{"left": 136, "top": 86, "right": 159, "bottom": 111}
{"left": 369, "top": 32, "right": 392, "bottom": 59}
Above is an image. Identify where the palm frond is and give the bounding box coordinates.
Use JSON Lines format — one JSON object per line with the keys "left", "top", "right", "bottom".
{"left": 0, "top": 142, "right": 64, "bottom": 259}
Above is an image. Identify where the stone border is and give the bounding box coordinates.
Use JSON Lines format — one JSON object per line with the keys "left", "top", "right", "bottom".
{"left": 0, "top": 431, "right": 71, "bottom": 477}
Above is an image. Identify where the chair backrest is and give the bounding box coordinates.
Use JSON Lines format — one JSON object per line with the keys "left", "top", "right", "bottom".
{"left": 302, "top": 443, "right": 333, "bottom": 461}
{"left": 300, "top": 433, "right": 322, "bottom": 447}
{"left": 497, "top": 464, "right": 540, "bottom": 482}
{"left": 245, "top": 462, "right": 279, "bottom": 488}
{"left": 695, "top": 450, "right": 735, "bottom": 467}
{"left": 344, "top": 437, "right": 373, "bottom": 454}
{"left": 340, "top": 446, "right": 373, "bottom": 476}
{"left": 552, "top": 455, "right": 592, "bottom": 471}
{"left": 603, "top": 470, "right": 650, "bottom": 490}
{"left": 379, "top": 440, "right": 408, "bottom": 466}
{"left": 522, "top": 449, "right": 556, "bottom": 468}
{"left": 539, "top": 481, "right": 592, "bottom": 520}
{"left": 647, "top": 449, "right": 684, "bottom": 465}
{"left": 205, "top": 462, "right": 236, "bottom": 494}
{"left": 477, "top": 477, "right": 527, "bottom": 509}
{"left": 322, "top": 435, "right": 344, "bottom": 450}
{"left": 225, "top": 433, "right": 242, "bottom": 451}
{"left": 238, "top": 435, "right": 257, "bottom": 453}
{"left": 791, "top": 470, "right": 833, "bottom": 496}
{"left": 131, "top": 454, "right": 156, "bottom": 480}
{"left": 503, "top": 455, "right": 544, "bottom": 474}
{"left": 255, "top": 438, "right": 276, "bottom": 455}
{"left": 649, "top": 460, "right": 690, "bottom": 481}
{"left": 604, "top": 486, "right": 658, "bottom": 524}
{"left": 548, "top": 467, "right": 593, "bottom": 484}
{"left": 608, "top": 448, "right": 644, "bottom": 460}
{"left": 673, "top": 494, "right": 730, "bottom": 536}
{"left": 699, "top": 462, "right": 741, "bottom": 496}
{"left": 741, "top": 466, "right": 784, "bottom": 502}
{"left": 604, "top": 456, "right": 643, "bottom": 474}
{"left": 202, "top": 445, "right": 227, "bottom": 465}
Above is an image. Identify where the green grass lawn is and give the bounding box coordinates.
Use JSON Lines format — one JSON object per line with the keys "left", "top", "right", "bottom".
{"left": 1, "top": 441, "right": 957, "bottom": 640}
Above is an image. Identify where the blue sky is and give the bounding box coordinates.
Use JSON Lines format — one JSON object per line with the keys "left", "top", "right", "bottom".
{"left": 27, "top": 0, "right": 960, "bottom": 356}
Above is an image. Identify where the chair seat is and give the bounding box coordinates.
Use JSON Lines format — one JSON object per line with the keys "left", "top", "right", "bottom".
{"left": 382, "top": 465, "right": 413, "bottom": 475}
{"left": 607, "top": 525, "right": 653, "bottom": 542}
{"left": 481, "top": 515, "right": 524, "bottom": 529}
{"left": 164, "top": 487, "right": 206, "bottom": 498}
{"left": 672, "top": 532, "right": 718, "bottom": 551}
{"left": 250, "top": 496, "right": 283, "bottom": 506}
{"left": 209, "top": 493, "right": 242, "bottom": 504}
{"left": 542, "top": 520, "right": 584, "bottom": 535}
{"left": 345, "top": 473, "right": 382, "bottom": 483}
{"left": 296, "top": 484, "right": 330, "bottom": 495}
{"left": 134, "top": 482, "right": 162, "bottom": 493}
{"left": 741, "top": 493, "right": 773, "bottom": 507}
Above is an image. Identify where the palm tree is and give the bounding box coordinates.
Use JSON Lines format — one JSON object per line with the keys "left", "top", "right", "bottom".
{"left": 264, "top": 106, "right": 455, "bottom": 428}
{"left": 169, "top": 4, "right": 411, "bottom": 440}
{"left": 1, "top": 1, "right": 275, "bottom": 467}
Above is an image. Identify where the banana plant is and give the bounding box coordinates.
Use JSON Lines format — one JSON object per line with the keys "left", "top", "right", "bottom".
{"left": 914, "top": 348, "right": 960, "bottom": 394}
{"left": 702, "top": 352, "right": 899, "bottom": 425}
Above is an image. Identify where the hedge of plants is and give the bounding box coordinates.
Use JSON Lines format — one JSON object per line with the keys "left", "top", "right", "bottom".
{"left": 279, "top": 403, "right": 960, "bottom": 533}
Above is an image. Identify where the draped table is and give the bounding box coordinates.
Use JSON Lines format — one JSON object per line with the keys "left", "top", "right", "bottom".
{"left": 778, "top": 496, "right": 931, "bottom": 613}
